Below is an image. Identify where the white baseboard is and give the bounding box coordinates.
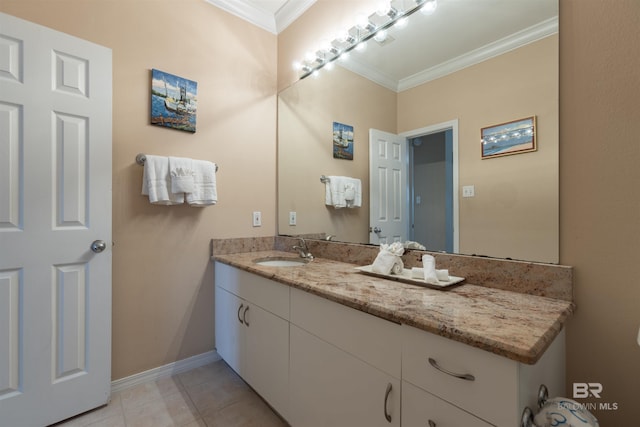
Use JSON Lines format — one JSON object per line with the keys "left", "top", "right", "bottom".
{"left": 111, "top": 351, "right": 221, "bottom": 394}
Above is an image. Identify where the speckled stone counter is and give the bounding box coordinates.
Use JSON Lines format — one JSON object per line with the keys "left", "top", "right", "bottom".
{"left": 213, "top": 249, "right": 574, "bottom": 365}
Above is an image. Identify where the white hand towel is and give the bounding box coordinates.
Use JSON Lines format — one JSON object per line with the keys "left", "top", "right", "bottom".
{"left": 186, "top": 160, "right": 217, "bottom": 206}
{"left": 422, "top": 254, "right": 439, "bottom": 285}
{"left": 325, "top": 176, "right": 347, "bottom": 208}
{"left": 325, "top": 176, "right": 362, "bottom": 208}
{"left": 141, "top": 155, "right": 184, "bottom": 205}
{"left": 344, "top": 178, "right": 362, "bottom": 208}
{"left": 169, "top": 156, "right": 195, "bottom": 194}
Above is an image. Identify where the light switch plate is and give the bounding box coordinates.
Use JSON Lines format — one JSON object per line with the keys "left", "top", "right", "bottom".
{"left": 252, "top": 211, "right": 262, "bottom": 227}
{"left": 289, "top": 211, "right": 297, "bottom": 226}
{"left": 462, "top": 185, "right": 475, "bottom": 198}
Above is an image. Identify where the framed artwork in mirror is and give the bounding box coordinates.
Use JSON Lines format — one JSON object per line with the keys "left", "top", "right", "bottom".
{"left": 481, "top": 116, "right": 536, "bottom": 159}
{"left": 332, "top": 121, "right": 354, "bottom": 160}
{"left": 151, "top": 69, "right": 197, "bottom": 133}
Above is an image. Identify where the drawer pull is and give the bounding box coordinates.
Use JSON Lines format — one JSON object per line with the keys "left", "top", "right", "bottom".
{"left": 428, "top": 357, "right": 475, "bottom": 381}
{"left": 237, "top": 303, "right": 244, "bottom": 324}
{"left": 428, "top": 421, "right": 436, "bottom": 427}
{"left": 384, "top": 382, "right": 392, "bottom": 423}
{"left": 243, "top": 305, "right": 250, "bottom": 326}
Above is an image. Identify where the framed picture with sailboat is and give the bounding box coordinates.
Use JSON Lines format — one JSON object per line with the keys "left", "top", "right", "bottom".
{"left": 150, "top": 69, "right": 197, "bottom": 133}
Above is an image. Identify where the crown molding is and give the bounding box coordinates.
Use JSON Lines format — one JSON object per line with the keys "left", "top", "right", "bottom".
{"left": 342, "top": 16, "right": 558, "bottom": 93}
{"left": 275, "top": 0, "right": 316, "bottom": 33}
{"left": 205, "top": 0, "right": 316, "bottom": 34}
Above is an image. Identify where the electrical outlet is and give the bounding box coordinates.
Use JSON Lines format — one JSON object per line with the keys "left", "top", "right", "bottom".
{"left": 462, "top": 185, "right": 475, "bottom": 198}
{"left": 252, "top": 211, "right": 262, "bottom": 227}
{"left": 289, "top": 211, "right": 297, "bottom": 226}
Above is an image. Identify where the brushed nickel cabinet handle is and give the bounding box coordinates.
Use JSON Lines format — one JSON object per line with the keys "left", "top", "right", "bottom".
{"left": 243, "top": 305, "right": 250, "bottom": 327}
{"left": 384, "top": 382, "right": 392, "bottom": 423}
{"left": 428, "top": 357, "right": 475, "bottom": 381}
{"left": 237, "top": 303, "right": 244, "bottom": 324}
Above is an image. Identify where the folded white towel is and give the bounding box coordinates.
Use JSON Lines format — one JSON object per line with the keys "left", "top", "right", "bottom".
{"left": 169, "top": 156, "right": 195, "bottom": 193}
{"left": 372, "top": 252, "right": 403, "bottom": 275}
{"left": 422, "top": 254, "right": 439, "bottom": 285}
{"left": 411, "top": 267, "right": 424, "bottom": 279}
{"left": 186, "top": 160, "right": 217, "bottom": 206}
{"left": 141, "top": 155, "right": 184, "bottom": 205}
{"left": 325, "top": 176, "right": 362, "bottom": 208}
{"left": 372, "top": 242, "right": 405, "bottom": 275}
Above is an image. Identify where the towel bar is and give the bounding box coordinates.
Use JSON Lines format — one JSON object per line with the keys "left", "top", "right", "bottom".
{"left": 320, "top": 175, "right": 330, "bottom": 183}
{"left": 135, "top": 153, "right": 218, "bottom": 171}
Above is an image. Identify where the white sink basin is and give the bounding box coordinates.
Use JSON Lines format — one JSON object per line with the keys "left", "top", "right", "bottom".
{"left": 253, "top": 257, "right": 309, "bottom": 267}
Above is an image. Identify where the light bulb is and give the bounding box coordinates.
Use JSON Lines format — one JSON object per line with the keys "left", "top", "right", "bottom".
{"left": 394, "top": 17, "right": 408, "bottom": 29}
{"left": 421, "top": 0, "right": 437, "bottom": 15}
{"left": 374, "top": 30, "right": 388, "bottom": 43}
{"left": 376, "top": 1, "right": 391, "bottom": 16}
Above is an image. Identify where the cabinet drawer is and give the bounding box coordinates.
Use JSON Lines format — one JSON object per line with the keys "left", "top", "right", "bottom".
{"left": 402, "top": 325, "right": 518, "bottom": 426}
{"left": 291, "top": 288, "right": 401, "bottom": 378}
{"left": 215, "top": 262, "right": 289, "bottom": 320}
{"left": 402, "top": 381, "right": 493, "bottom": 427}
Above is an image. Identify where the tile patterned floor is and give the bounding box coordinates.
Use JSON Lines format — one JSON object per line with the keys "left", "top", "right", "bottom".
{"left": 51, "top": 360, "right": 288, "bottom": 427}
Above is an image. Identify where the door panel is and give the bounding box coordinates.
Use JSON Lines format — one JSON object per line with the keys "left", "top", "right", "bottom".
{"left": 369, "top": 129, "right": 408, "bottom": 244}
{"left": 0, "top": 12, "right": 112, "bottom": 426}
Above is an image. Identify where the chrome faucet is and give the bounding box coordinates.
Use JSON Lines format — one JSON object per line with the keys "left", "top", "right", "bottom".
{"left": 292, "top": 238, "right": 314, "bottom": 260}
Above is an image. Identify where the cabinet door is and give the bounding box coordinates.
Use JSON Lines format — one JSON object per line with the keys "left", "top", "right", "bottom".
{"left": 214, "top": 286, "right": 245, "bottom": 374}
{"left": 402, "top": 381, "right": 493, "bottom": 427}
{"left": 245, "top": 303, "right": 290, "bottom": 420}
{"left": 290, "top": 325, "right": 400, "bottom": 427}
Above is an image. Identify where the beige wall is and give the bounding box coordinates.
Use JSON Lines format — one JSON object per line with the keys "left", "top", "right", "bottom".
{"left": 0, "top": 0, "right": 277, "bottom": 379}
{"left": 560, "top": 0, "right": 640, "bottom": 423}
{"left": 399, "top": 36, "right": 559, "bottom": 262}
{"left": 278, "top": 66, "right": 396, "bottom": 243}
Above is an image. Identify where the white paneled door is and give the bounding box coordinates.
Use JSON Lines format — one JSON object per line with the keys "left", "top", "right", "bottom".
{"left": 369, "top": 129, "right": 408, "bottom": 245}
{"left": 0, "top": 12, "right": 112, "bottom": 426}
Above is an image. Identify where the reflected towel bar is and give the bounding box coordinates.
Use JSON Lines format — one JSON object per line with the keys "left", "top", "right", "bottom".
{"left": 135, "top": 153, "right": 218, "bottom": 172}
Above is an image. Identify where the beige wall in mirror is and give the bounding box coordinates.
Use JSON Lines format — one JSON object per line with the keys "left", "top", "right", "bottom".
{"left": 278, "top": 33, "right": 558, "bottom": 263}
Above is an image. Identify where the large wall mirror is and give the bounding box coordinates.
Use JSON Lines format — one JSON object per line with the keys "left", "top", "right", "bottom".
{"left": 278, "top": 0, "right": 559, "bottom": 263}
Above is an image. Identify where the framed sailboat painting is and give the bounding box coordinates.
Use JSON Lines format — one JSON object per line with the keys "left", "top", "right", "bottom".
{"left": 151, "top": 69, "right": 197, "bottom": 133}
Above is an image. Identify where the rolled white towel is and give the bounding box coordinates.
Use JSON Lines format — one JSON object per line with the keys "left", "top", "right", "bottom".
{"left": 436, "top": 269, "right": 450, "bottom": 281}
{"left": 390, "top": 258, "right": 403, "bottom": 275}
{"left": 422, "top": 254, "right": 439, "bottom": 285}
{"left": 411, "top": 267, "right": 424, "bottom": 279}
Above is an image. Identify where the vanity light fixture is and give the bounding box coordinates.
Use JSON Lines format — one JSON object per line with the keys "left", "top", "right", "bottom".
{"left": 295, "top": 0, "right": 439, "bottom": 80}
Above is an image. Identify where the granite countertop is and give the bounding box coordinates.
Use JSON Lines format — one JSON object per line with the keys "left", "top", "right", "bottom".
{"left": 213, "top": 250, "right": 574, "bottom": 365}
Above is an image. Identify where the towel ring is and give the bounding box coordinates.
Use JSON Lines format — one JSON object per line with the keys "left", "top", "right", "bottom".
{"left": 136, "top": 153, "right": 218, "bottom": 172}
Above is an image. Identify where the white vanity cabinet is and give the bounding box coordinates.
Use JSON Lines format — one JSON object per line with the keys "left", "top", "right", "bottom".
{"left": 214, "top": 262, "right": 290, "bottom": 419}
{"left": 213, "top": 261, "right": 566, "bottom": 427}
{"left": 402, "top": 325, "right": 566, "bottom": 427}
{"left": 289, "top": 288, "right": 402, "bottom": 427}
